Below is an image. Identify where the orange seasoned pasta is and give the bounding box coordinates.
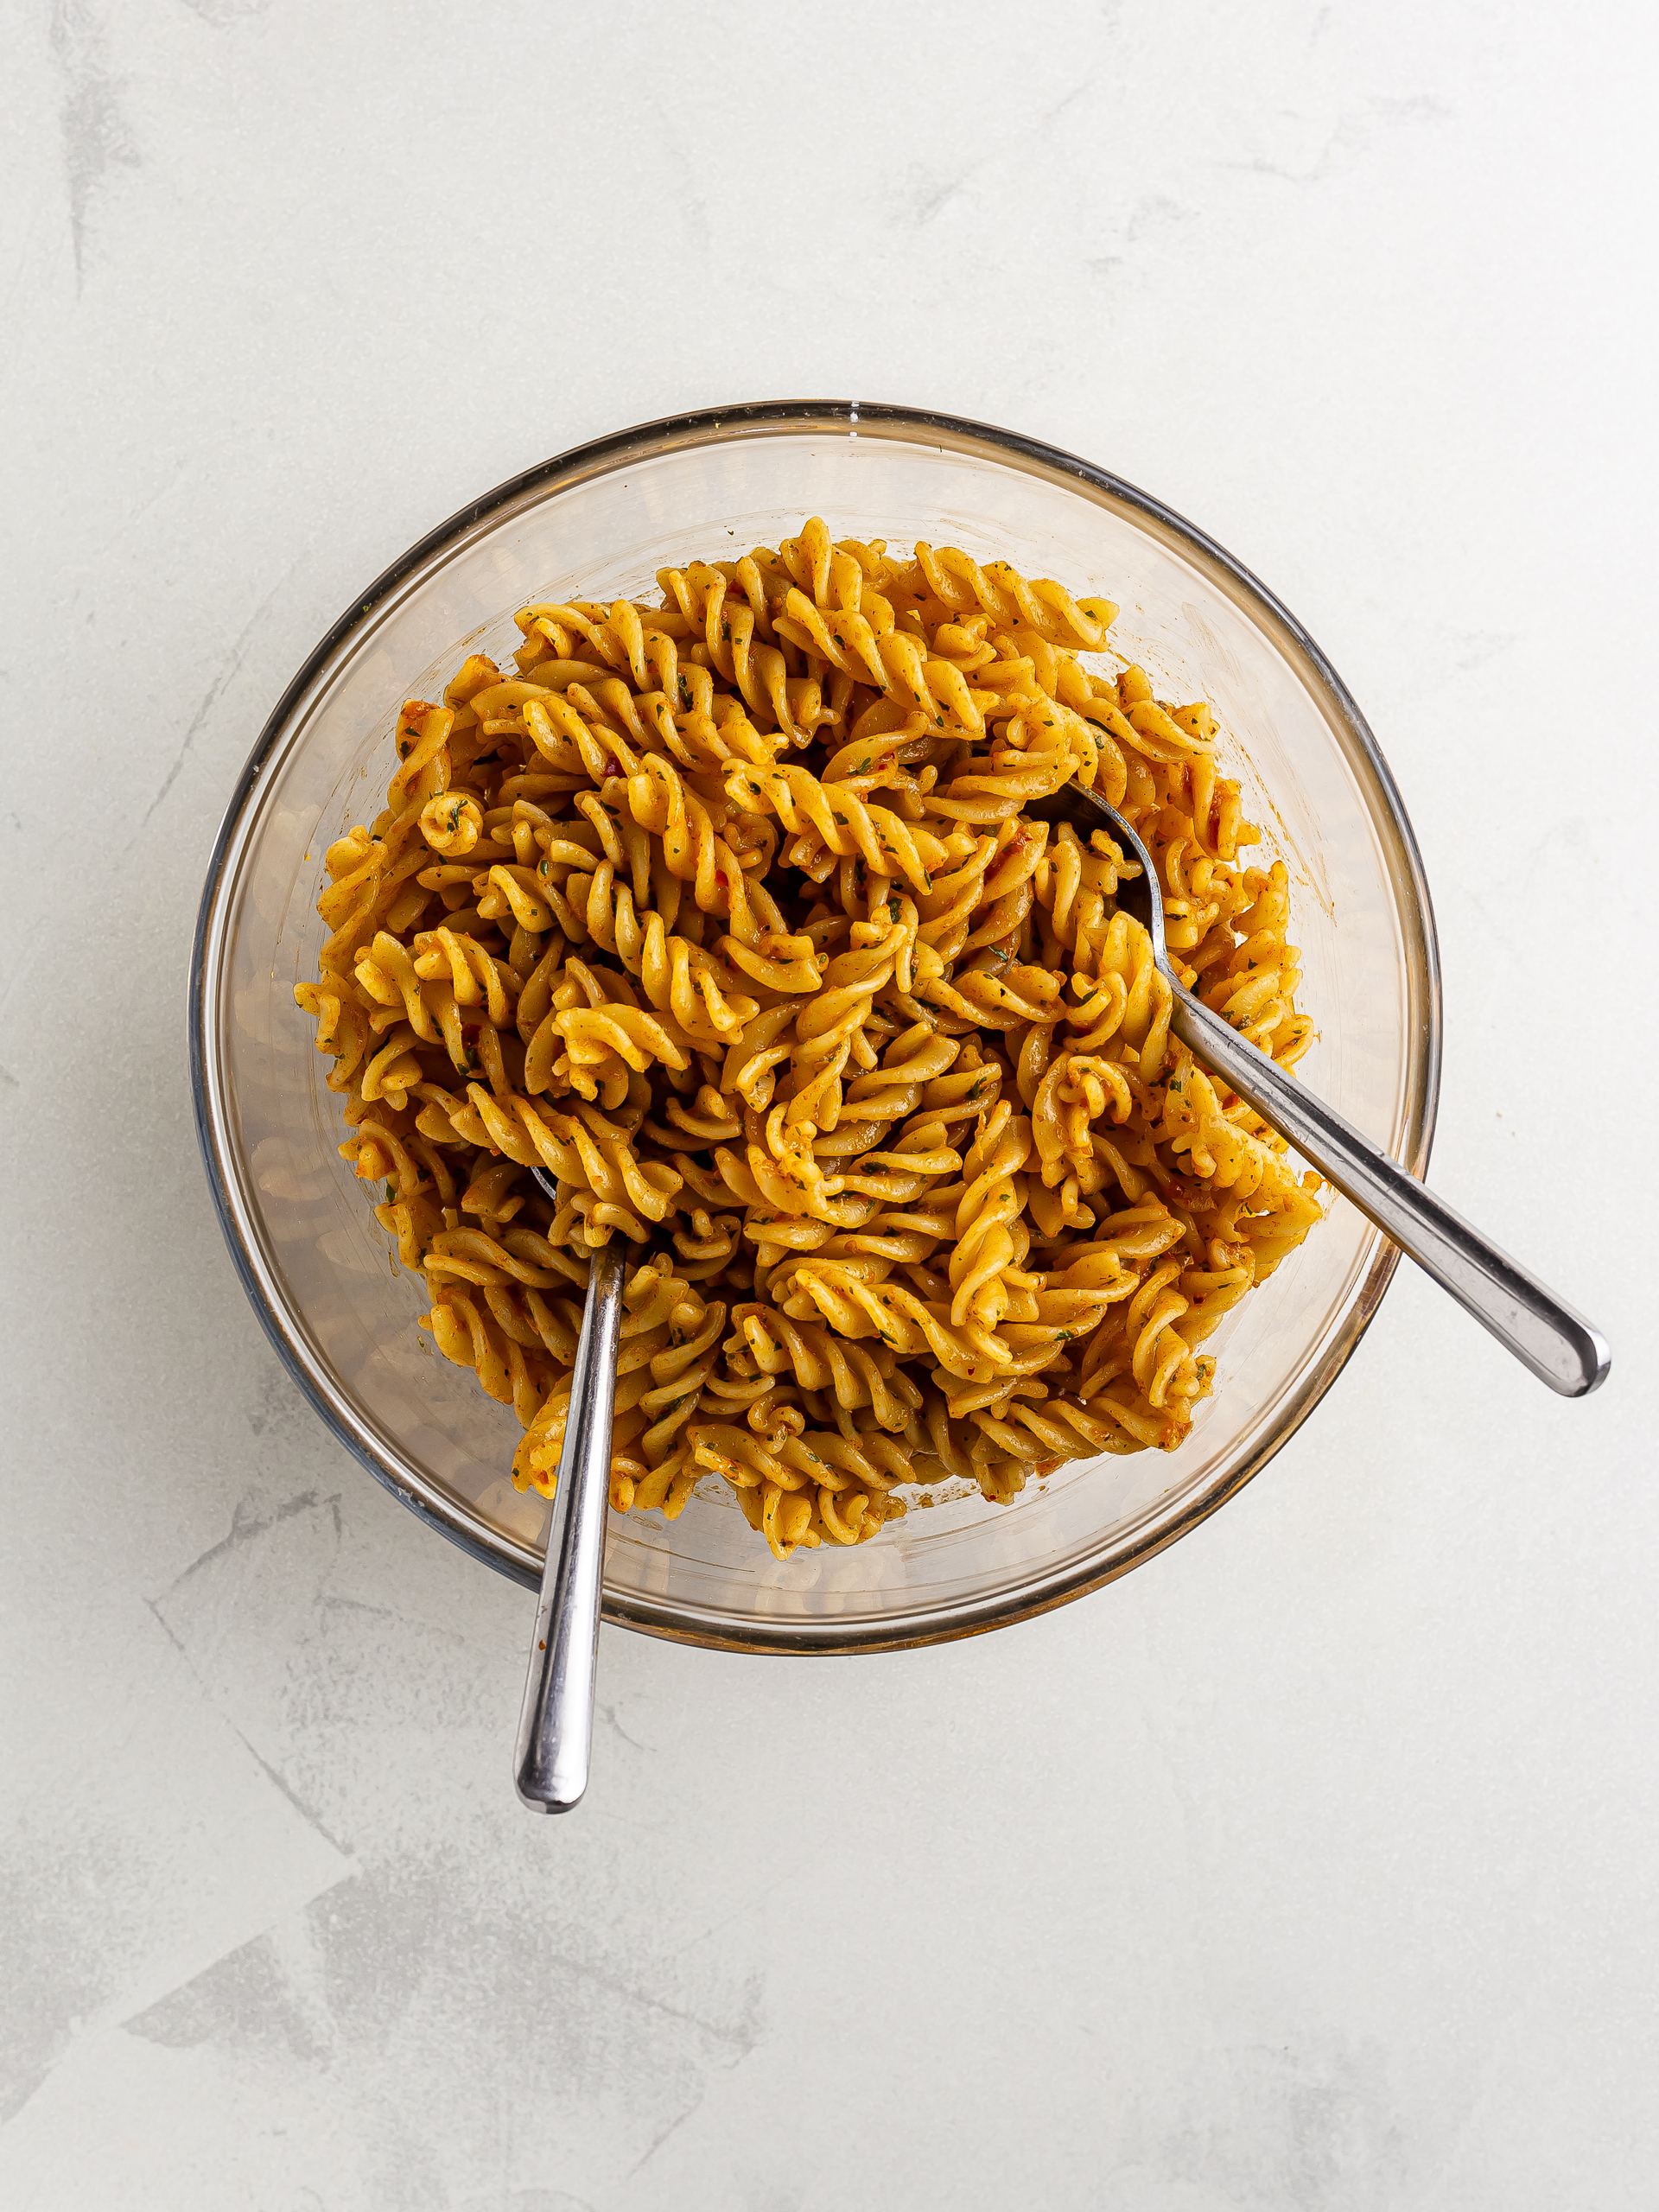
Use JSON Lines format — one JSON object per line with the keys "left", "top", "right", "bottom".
{"left": 296, "top": 520, "right": 1323, "bottom": 1560}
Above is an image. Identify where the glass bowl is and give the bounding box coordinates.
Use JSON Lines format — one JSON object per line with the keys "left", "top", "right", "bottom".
{"left": 190, "top": 402, "right": 1440, "bottom": 1654}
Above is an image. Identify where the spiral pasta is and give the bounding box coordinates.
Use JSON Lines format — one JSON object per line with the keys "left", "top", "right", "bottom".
{"left": 301, "top": 521, "right": 1323, "bottom": 1559}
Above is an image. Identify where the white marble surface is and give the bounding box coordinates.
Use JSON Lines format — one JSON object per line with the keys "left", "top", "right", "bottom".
{"left": 3, "top": 2, "right": 1656, "bottom": 2205}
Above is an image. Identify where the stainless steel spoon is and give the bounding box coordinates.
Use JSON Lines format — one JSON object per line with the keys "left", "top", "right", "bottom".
{"left": 513, "top": 780, "right": 1605, "bottom": 1809}
{"left": 1025, "top": 783, "right": 1610, "bottom": 1396}
{"left": 513, "top": 1224, "right": 626, "bottom": 1813}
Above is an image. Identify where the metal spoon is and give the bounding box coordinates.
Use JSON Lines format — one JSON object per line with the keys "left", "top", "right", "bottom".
{"left": 1025, "top": 783, "right": 1609, "bottom": 1396}
{"left": 513, "top": 1220, "right": 626, "bottom": 1813}
{"left": 512, "top": 781, "right": 1605, "bottom": 1807}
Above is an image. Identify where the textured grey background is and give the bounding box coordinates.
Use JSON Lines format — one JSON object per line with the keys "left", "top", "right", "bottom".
{"left": 3, "top": 3, "right": 1656, "bottom": 2206}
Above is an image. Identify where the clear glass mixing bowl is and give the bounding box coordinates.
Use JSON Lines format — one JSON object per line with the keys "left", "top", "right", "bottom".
{"left": 190, "top": 403, "right": 1440, "bottom": 1653}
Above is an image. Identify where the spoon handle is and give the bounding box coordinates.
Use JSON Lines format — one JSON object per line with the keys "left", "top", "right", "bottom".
{"left": 1168, "top": 991, "right": 1609, "bottom": 1397}
{"left": 514, "top": 1240, "right": 627, "bottom": 1812}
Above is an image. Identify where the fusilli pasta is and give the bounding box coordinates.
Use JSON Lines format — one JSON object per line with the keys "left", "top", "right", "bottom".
{"left": 297, "top": 520, "right": 1323, "bottom": 1560}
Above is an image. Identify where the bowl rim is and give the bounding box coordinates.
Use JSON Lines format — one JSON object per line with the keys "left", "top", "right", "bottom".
{"left": 189, "top": 398, "right": 1442, "bottom": 1654}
